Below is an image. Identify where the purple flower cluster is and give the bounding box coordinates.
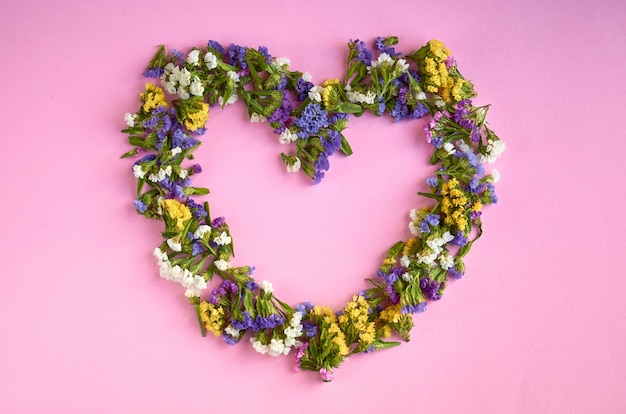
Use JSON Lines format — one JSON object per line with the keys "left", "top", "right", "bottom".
{"left": 295, "top": 77, "right": 314, "bottom": 101}
{"left": 453, "top": 100, "right": 481, "bottom": 142}
{"left": 207, "top": 40, "right": 226, "bottom": 56}
{"left": 375, "top": 36, "right": 401, "bottom": 57}
{"left": 351, "top": 39, "right": 373, "bottom": 66}
{"left": 450, "top": 230, "right": 468, "bottom": 246}
{"left": 211, "top": 216, "right": 226, "bottom": 228}
{"left": 143, "top": 68, "right": 164, "bottom": 78}
{"left": 231, "top": 311, "right": 285, "bottom": 331}
{"left": 448, "top": 268, "right": 464, "bottom": 279}
{"left": 402, "top": 302, "right": 427, "bottom": 314}
{"left": 186, "top": 198, "right": 207, "bottom": 220}
{"left": 208, "top": 280, "right": 239, "bottom": 304}
{"left": 228, "top": 43, "right": 247, "bottom": 69}
{"left": 257, "top": 45, "right": 272, "bottom": 63}
{"left": 377, "top": 268, "right": 403, "bottom": 304}
{"left": 160, "top": 177, "right": 190, "bottom": 199}
{"left": 294, "top": 103, "right": 329, "bottom": 139}
{"left": 390, "top": 73, "right": 428, "bottom": 121}
{"left": 420, "top": 278, "right": 443, "bottom": 301}
{"left": 171, "top": 128, "right": 200, "bottom": 151}
{"left": 420, "top": 213, "right": 440, "bottom": 233}
{"left": 268, "top": 96, "right": 293, "bottom": 133}
{"left": 133, "top": 200, "right": 148, "bottom": 213}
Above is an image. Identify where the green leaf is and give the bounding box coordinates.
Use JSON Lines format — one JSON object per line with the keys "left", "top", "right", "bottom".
{"left": 340, "top": 135, "right": 353, "bottom": 156}
{"left": 120, "top": 148, "right": 139, "bottom": 158}
{"left": 387, "top": 241, "right": 405, "bottom": 258}
{"left": 335, "top": 102, "right": 364, "bottom": 115}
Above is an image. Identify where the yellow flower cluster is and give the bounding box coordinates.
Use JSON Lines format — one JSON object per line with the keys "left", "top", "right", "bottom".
{"left": 402, "top": 238, "right": 418, "bottom": 257}
{"left": 441, "top": 178, "right": 468, "bottom": 230}
{"left": 183, "top": 102, "right": 210, "bottom": 131}
{"left": 161, "top": 199, "right": 192, "bottom": 230}
{"left": 312, "top": 306, "right": 350, "bottom": 356}
{"left": 141, "top": 83, "right": 168, "bottom": 113}
{"left": 199, "top": 302, "right": 225, "bottom": 337}
{"left": 321, "top": 78, "right": 341, "bottom": 109}
{"left": 419, "top": 40, "right": 465, "bottom": 102}
{"left": 339, "top": 295, "right": 376, "bottom": 347}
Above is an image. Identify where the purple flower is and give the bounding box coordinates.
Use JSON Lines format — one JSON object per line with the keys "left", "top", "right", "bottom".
{"left": 257, "top": 45, "right": 271, "bottom": 63}
{"left": 207, "top": 40, "right": 226, "bottom": 55}
{"left": 294, "top": 103, "right": 329, "bottom": 138}
{"left": 302, "top": 321, "right": 318, "bottom": 337}
{"left": 212, "top": 217, "right": 226, "bottom": 228}
{"left": 191, "top": 164, "right": 202, "bottom": 174}
{"left": 295, "top": 77, "right": 314, "bottom": 101}
{"left": 245, "top": 280, "right": 258, "bottom": 291}
{"left": 228, "top": 43, "right": 247, "bottom": 68}
{"left": 402, "top": 302, "right": 427, "bottom": 314}
{"left": 191, "top": 242, "right": 204, "bottom": 256}
{"left": 426, "top": 177, "right": 438, "bottom": 187}
{"left": 143, "top": 68, "right": 164, "bottom": 78}
{"left": 170, "top": 49, "right": 184, "bottom": 64}
{"left": 186, "top": 198, "right": 207, "bottom": 220}
{"left": 424, "top": 214, "right": 440, "bottom": 227}
{"left": 133, "top": 154, "right": 156, "bottom": 166}
{"left": 375, "top": 36, "right": 400, "bottom": 56}
{"left": 322, "top": 130, "right": 342, "bottom": 154}
{"left": 420, "top": 278, "right": 441, "bottom": 301}
{"left": 222, "top": 333, "right": 239, "bottom": 345}
{"left": 133, "top": 200, "right": 148, "bottom": 213}
{"left": 314, "top": 154, "right": 330, "bottom": 172}
{"left": 313, "top": 170, "right": 325, "bottom": 185}
{"left": 351, "top": 39, "right": 372, "bottom": 66}
{"left": 450, "top": 230, "right": 468, "bottom": 246}
{"left": 448, "top": 268, "right": 464, "bottom": 279}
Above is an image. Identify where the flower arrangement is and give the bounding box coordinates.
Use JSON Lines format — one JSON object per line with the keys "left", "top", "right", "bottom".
{"left": 121, "top": 36, "right": 505, "bottom": 382}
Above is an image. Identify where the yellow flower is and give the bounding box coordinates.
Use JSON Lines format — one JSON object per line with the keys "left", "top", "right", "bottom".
{"left": 199, "top": 302, "right": 225, "bottom": 337}
{"left": 322, "top": 78, "right": 340, "bottom": 87}
{"left": 402, "top": 238, "right": 417, "bottom": 256}
{"left": 183, "top": 102, "right": 209, "bottom": 131}
{"left": 141, "top": 83, "right": 168, "bottom": 113}
{"left": 471, "top": 201, "right": 483, "bottom": 212}
{"left": 380, "top": 325, "right": 392, "bottom": 338}
{"left": 428, "top": 39, "right": 450, "bottom": 60}
{"left": 380, "top": 304, "right": 403, "bottom": 324}
{"left": 161, "top": 199, "right": 192, "bottom": 230}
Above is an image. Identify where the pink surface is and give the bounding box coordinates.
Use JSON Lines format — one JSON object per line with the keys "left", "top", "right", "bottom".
{"left": 1, "top": 0, "right": 625, "bottom": 412}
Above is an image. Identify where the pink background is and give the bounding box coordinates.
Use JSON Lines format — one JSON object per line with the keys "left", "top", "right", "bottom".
{"left": 2, "top": 0, "right": 625, "bottom": 412}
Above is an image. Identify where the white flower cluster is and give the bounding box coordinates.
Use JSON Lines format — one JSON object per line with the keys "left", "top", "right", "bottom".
{"left": 147, "top": 165, "right": 172, "bottom": 183}
{"left": 345, "top": 85, "right": 376, "bottom": 104}
{"left": 279, "top": 129, "right": 298, "bottom": 144}
{"left": 153, "top": 248, "right": 207, "bottom": 298}
{"left": 213, "top": 231, "right": 232, "bottom": 246}
{"left": 259, "top": 280, "right": 274, "bottom": 294}
{"left": 286, "top": 157, "right": 301, "bottom": 173}
{"left": 249, "top": 311, "right": 304, "bottom": 357}
{"left": 249, "top": 113, "right": 266, "bottom": 123}
{"left": 272, "top": 57, "right": 291, "bottom": 69}
{"left": 124, "top": 112, "right": 137, "bottom": 127}
{"left": 415, "top": 231, "right": 455, "bottom": 266}
{"left": 308, "top": 85, "right": 323, "bottom": 102}
{"left": 478, "top": 138, "right": 506, "bottom": 164}
{"left": 161, "top": 62, "right": 204, "bottom": 99}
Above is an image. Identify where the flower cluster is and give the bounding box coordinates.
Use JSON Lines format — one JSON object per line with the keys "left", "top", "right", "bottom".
{"left": 121, "top": 37, "right": 504, "bottom": 382}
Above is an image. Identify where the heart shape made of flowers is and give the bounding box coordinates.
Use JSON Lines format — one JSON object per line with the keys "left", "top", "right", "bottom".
{"left": 121, "top": 36, "right": 505, "bottom": 382}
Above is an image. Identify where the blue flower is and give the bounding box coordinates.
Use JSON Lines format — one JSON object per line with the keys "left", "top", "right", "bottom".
{"left": 207, "top": 40, "right": 226, "bottom": 55}
{"left": 143, "top": 68, "right": 164, "bottom": 78}
{"left": 294, "top": 103, "right": 329, "bottom": 138}
{"left": 228, "top": 43, "right": 247, "bottom": 69}
{"left": 133, "top": 200, "right": 148, "bottom": 213}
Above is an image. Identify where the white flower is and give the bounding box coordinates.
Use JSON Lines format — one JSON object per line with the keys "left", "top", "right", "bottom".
{"left": 409, "top": 209, "right": 419, "bottom": 221}
{"left": 251, "top": 337, "right": 269, "bottom": 355}
{"left": 218, "top": 94, "right": 238, "bottom": 106}
{"left": 250, "top": 113, "right": 266, "bottom": 123}
{"left": 193, "top": 225, "right": 211, "bottom": 240}
{"left": 491, "top": 169, "right": 500, "bottom": 183}
{"left": 226, "top": 71, "right": 240, "bottom": 83}
{"left": 409, "top": 222, "right": 420, "bottom": 236}
{"left": 213, "top": 231, "right": 232, "bottom": 246}
{"left": 184, "top": 275, "right": 207, "bottom": 298}
{"left": 417, "top": 252, "right": 438, "bottom": 266}
{"left": 346, "top": 90, "right": 376, "bottom": 104}
{"left": 189, "top": 77, "right": 204, "bottom": 96}
{"left": 178, "top": 68, "right": 191, "bottom": 87}
{"left": 124, "top": 112, "right": 136, "bottom": 127}
{"left": 400, "top": 255, "right": 410, "bottom": 268}
{"left": 273, "top": 57, "right": 291, "bottom": 69}
{"left": 225, "top": 325, "right": 240, "bottom": 337}
{"left": 394, "top": 58, "right": 409, "bottom": 74}
{"left": 416, "top": 91, "right": 427, "bottom": 100}
{"left": 171, "top": 147, "right": 182, "bottom": 157}
{"left": 186, "top": 49, "right": 200, "bottom": 66}
{"left": 204, "top": 52, "right": 218, "bottom": 70}
{"left": 401, "top": 272, "right": 413, "bottom": 282}
{"left": 167, "top": 238, "right": 182, "bottom": 252}
{"left": 441, "top": 231, "right": 454, "bottom": 243}
{"left": 302, "top": 72, "right": 312, "bottom": 82}
{"left": 259, "top": 280, "right": 274, "bottom": 294}
{"left": 214, "top": 259, "right": 229, "bottom": 271}
{"left": 479, "top": 139, "right": 506, "bottom": 163}
{"left": 153, "top": 247, "right": 168, "bottom": 262}
{"left": 164, "top": 165, "right": 172, "bottom": 176}
{"left": 163, "top": 81, "right": 177, "bottom": 95}
{"left": 370, "top": 53, "right": 393, "bottom": 68}
{"left": 308, "top": 85, "right": 323, "bottom": 102}
{"left": 279, "top": 129, "right": 298, "bottom": 144}
{"left": 286, "top": 157, "right": 301, "bottom": 173}
{"left": 177, "top": 86, "right": 190, "bottom": 100}
{"left": 179, "top": 169, "right": 188, "bottom": 179}
{"left": 439, "top": 253, "right": 454, "bottom": 270}
{"left": 268, "top": 338, "right": 287, "bottom": 357}
{"left": 148, "top": 168, "right": 167, "bottom": 182}
{"left": 443, "top": 142, "right": 456, "bottom": 155}
{"left": 133, "top": 164, "right": 146, "bottom": 179}
{"left": 457, "top": 140, "right": 472, "bottom": 154}
{"left": 434, "top": 99, "right": 446, "bottom": 108}
{"left": 290, "top": 311, "right": 303, "bottom": 327}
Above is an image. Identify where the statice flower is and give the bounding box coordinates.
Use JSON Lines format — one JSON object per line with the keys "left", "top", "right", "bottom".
{"left": 296, "top": 77, "right": 314, "bottom": 101}
{"left": 228, "top": 43, "right": 247, "bottom": 68}
{"left": 294, "top": 103, "right": 329, "bottom": 139}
